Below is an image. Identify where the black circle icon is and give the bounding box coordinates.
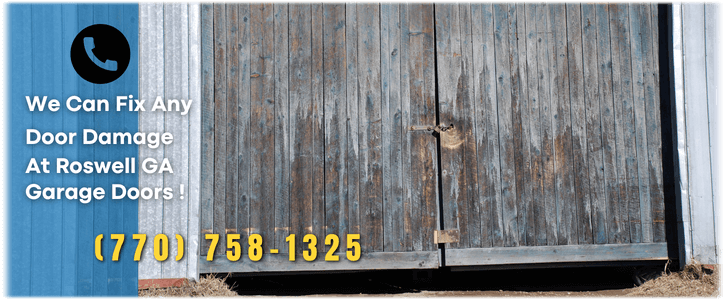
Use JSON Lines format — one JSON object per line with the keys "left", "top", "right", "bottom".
{"left": 70, "top": 24, "right": 130, "bottom": 84}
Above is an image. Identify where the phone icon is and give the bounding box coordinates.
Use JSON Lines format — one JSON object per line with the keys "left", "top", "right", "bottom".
{"left": 83, "top": 37, "right": 117, "bottom": 71}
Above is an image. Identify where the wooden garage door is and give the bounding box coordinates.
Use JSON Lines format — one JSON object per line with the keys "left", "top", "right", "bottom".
{"left": 435, "top": 3, "right": 668, "bottom": 266}
{"left": 200, "top": 4, "right": 442, "bottom": 273}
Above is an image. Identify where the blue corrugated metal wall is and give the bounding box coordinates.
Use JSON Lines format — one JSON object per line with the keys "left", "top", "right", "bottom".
{"left": 9, "top": 4, "right": 139, "bottom": 296}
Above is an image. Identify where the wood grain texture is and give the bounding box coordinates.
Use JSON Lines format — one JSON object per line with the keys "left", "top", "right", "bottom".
{"left": 188, "top": 2, "right": 202, "bottom": 280}
{"left": 311, "top": 3, "right": 326, "bottom": 255}
{"left": 200, "top": 3, "right": 215, "bottom": 257}
{"left": 565, "top": 3, "right": 593, "bottom": 245}
{"left": 345, "top": 3, "right": 361, "bottom": 248}
{"left": 550, "top": 4, "right": 577, "bottom": 245}
{"left": 627, "top": 4, "right": 653, "bottom": 243}
{"left": 357, "top": 4, "right": 383, "bottom": 252}
{"left": 273, "top": 3, "right": 290, "bottom": 253}
{"left": 236, "top": 3, "right": 252, "bottom": 256}
{"left": 212, "top": 3, "right": 228, "bottom": 255}
{"left": 248, "top": 3, "right": 276, "bottom": 253}
{"left": 289, "top": 3, "right": 313, "bottom": 254}
{"left": 323, "top": 4, "right": 347, "bottom": 253}
{"left": 580, "top": 4, "right": 609, "bottom": 244}
{"left": 224, "top": 3, "right": 239, "bottom": 252}
{"left": 609, "top": 4, "right": 641, "bottom": 243}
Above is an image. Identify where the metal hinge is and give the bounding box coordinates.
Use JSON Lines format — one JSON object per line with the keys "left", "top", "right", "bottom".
{"left": 434, "top": 229, "right": 460, "bottom": 244}
{"left": 410, "top": 123, "right": 454, "bottom": 133}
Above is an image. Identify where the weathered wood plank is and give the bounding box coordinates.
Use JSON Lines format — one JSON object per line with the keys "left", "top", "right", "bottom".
{"left": 445, "top": 243, "right": 668, "bottom": 266}
{"left": 212, "top": 3, "right": 228, "bottom": 255}
{"left": 249, "top": 3, "right": 276, "bottom": 253}
{"left": 550, "top": 4, "right": 577, "bottom": 245}
{"left": 200, "top": 3, "right": 215, "bottom": 257}
{"left": 640, "top": 4, "right": 665, "bottom": 242}
{"left": 381, "top": 3, "right": 404, "bottom": 252}
{"left": 357, "top": 4, "right": 383, "bottom": 252}
{"left": 345, "top": 3, "right": 361, "bottom": 249}
{"left": 323, "top": 3, "right": 347, "bottom": 253}
{"left": 472, "top": 4, "right": 504, "bottom": 248}
{"left": 201, "top": 251, "right": 440, "bottom": 273}
{"left": 458, "top": 3, "right": 482, "bottom": 249}
{"left": 435, "top": 3, "right": 466, "bottom": 249}
{"left": 594, "top": 4, "right": 625, "bottom": 244}
{"left": 493, "top": 4, "right": 519, "bottom": 247}
{"left": 289, "top": 3, "right": 313, "bottom": 255}
{"left": 311, "top": 3, "right": 325, "bottom": 255}
{"left": 273, "top": 3, "right": 290, "bottom": 253}
{"left": 628, "top": 4, "right": 653, "bottom": 243}
{"left": 188, "top": 2, "right": 202, "bottom": 279}
{"left": 581, "top": 4, "right": 608, "bottom": 244}
{"left": 645, "top": 3, "right": 665, "bottom": 243}
{"left": 408, "top": 4, "right": 438, "bottom": 252}
{"left": 399, "top": 3, "right": 412, "bottom": 251}
{"left": 535, "top": 3, "right": 557, "bottom": 246}
{"left": 524, "top": 3, "right": 545, "bottom": 246}
{"left": 609, "top": 4, "right": 641, "bottom": 243}
{"left": 565, "top": 3, "right": 593, "bottom": 245}
{"left": 514, "top": 3, "right": 534, "bottom": 246}
{"left": 236, "top": 3, "right": 251, "bottom": 256}
{"left": 470, "top": 3, "right": 489, "bottom": 248}
{"left": 224, "top": 2, "right": 240, "bottom": 251}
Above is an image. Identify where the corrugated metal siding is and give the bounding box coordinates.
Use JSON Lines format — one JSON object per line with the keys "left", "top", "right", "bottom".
{"left": 673, "top": 3, "right": 719, "bottom": 265}
{"left": 9, "top": 4, "right": 139, "bottom": 296}
{"left": 138, "top": 3, "right": 202, "bottom": 280}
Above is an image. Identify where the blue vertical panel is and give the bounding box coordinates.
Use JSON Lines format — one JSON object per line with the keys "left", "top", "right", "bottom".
{"left": 106, "top": 4, "right": 125, "bottom": 295}
{"left": 121, "top": 4, "right": 140, "bottom": 294}
{"left": 90, "top": 4, "right": 110, "bottom": 296}
{"left": 8, "top": 4, "right": 33, "bottom": 296}
{"left": 8, "top": 4, "right": 139, "bottom": 296}
{"left": 60, "top": 4, "right": 79, "bottom": 296}
{"left": 30, "top": 5, "right": 64, "bottom": 295}
{"left": 75, "top": 3, "right": 95, "bottom": 295}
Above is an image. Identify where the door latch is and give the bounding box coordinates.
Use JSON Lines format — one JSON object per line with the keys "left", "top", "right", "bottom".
{"left": 410, "top": 123, "right": 454, "bottom": 133}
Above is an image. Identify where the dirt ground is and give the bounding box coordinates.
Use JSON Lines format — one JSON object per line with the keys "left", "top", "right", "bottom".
{"left": 140, "top": 264, "right": 719, "bottom": 297}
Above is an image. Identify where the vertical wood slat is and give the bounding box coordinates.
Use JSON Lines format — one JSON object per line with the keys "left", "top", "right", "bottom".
{"left": 324, "top": 4, "right": 348, "bottom": 252}
{"left": 403, "top": 4, "right": 439, "bottom": 252}
{"left": 357, "top": 4, "right": 383, "bottom": 253}
{"left": 471, "top": 3, "right": 499, "bottom": 249}
{"left": 224, "top": 3, "right": 239, "bottom": 250}
{"left": 289, "top": 3, "right": 313, "bottom": 254}
{"left": 236, "top": 3, "right": 252, "bottom": 258}
{"left": 594, "top": 4, "right": 625, "bottom": 244}
{"left": 212, "top": 3, "right": 228, "bottom": 255}
{"left": 628, "top": 4, "right": 653, "bottom": 243}
{"left": 514, "top": 3, "right": 534, "bottom": 246}
{"left": 381, "top": 3, "right": 404, "bottom": 252}
{"left": 345, "top": 3, "right": 361, "bottom": 248}
{"left": 273, "top": 3, "right": 290, "bottom": 253}
{"left": 580, "top": 4, "right": 609, "bottom": 244}
{"left": 523, "top": 4, "right": 544, "bottom": 246}
{"left": 535, "top": 3, "right": 558, "bottom": 246}
{"left": 200, "top": 3, "right": 214, "bottom": 257}
{"left": 311, "top": 4, "right": 326, "bottom": 255}
{"left": 458, "top": 3, "right": 482, "bottom": 249}
{"left": 609, "top": 4, "right": 642, "bottom": 243}
{"left": 641, "top": 4, "right": 666, "bottom": 243}
{"left": 493, "top": 4, "right": 519, "bottom": 247}
{"left": 248, "top": 3, "right": 275, "bottom": 253}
